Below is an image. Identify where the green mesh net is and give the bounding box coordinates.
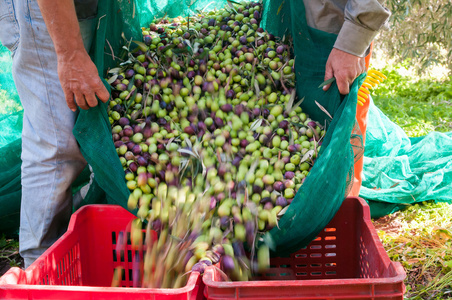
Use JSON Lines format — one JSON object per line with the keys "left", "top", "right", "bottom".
{"left": 259, "top": 0, "right": 363, "bottom": 255}
{"left": 362, "top": 101, "right": 452, "bottom": 218}
{"left": 0, "top": 44, "right": 22, "bottom": 236}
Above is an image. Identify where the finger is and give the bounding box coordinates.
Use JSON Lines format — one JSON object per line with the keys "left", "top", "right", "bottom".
{"left": 337, "top": 78, "right": 350, "bottom": 95}
{"left": 74, "top": 90, "right": 89, "bottom": 110}
{"left": 84, "top": 92, "right": 98, "bottom": 108}
{"left": 64, "top": 89, "right": 77, "bottom": 112}
{"left": 323, "top": 64, "right": 334, "bottom": 91}
{"left": 94, "top": 80, "right": 110, "bottom": 103}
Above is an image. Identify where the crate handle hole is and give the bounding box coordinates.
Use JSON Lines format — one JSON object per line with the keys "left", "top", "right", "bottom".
{"left": 310, "top": 263, "right": 322, "bottom": 268}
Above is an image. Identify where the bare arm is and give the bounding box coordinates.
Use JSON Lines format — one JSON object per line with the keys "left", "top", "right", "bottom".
{"left": 37, "top": 0, "right": 109, "bottom": 111}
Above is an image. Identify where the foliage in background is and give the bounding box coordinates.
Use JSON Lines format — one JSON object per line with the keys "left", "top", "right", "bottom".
{"left": 0, "top": 86, "right": 22, "bottom": 115}
{"left": 371, "top": 63, "right": 452, "bottom": 137}
{"left": 371, "top": 65, "right": 452, "bottom": 299}
{"left": 0, "top": 235, "right": 22, "bottom": 271}
{"left": 375, "top": 0, "right": 452, "bottom": 76}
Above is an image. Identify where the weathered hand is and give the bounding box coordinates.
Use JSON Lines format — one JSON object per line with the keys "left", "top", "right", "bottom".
{"left": 58, "top": 51, "right": 109, "bottom": 111}
{"left": 323, "top": 48, "right": 366, "bottom": 95}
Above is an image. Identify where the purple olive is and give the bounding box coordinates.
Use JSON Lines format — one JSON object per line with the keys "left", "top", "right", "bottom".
{"left": 132, "top": 144, "right": 142, "bottom": 155}
{"left": 232, "top": 242, "right": 246, "bottom": 257}
{"left": 210, "top": 197, "right": 217, "bottom": 210}
{"left": 252, "top": 108, "right": 261, "bottom": 117}
{"left": 116, "top": 83, "right": 127, "bottom": 91}
{"left": 254, "top": 11, "right": 261, "bottom": 19}
{"left": 240, "top": 139, "right": 249, "bottom": 148}
{"left": 221, "top": 256, "right": 235, "bottom": 273}
{"left": 220, "top": 216, "right": 229, "bottom": 228}
{"left": 253, "top": 185, "right": 263, "bottom": 194}
{"left": 123, "top": 127, "right": 133, "bottom": 137}
{"left": 279, "top": 120, "right": 289, "bottom": 129}
{"left": 200, "top": 259, "right": 213, "bottom": 267}
{"left": 213, "top": 244, "right": 225, "bottom": 255}
{"left": 276, "top": 196, "right": 288, "bottom": 207}
{"left": 273, "top": 181, "right": 284, "bottom": 192}
{"left": 264, "top": 202, "right": 274, "bottom": 210}
{"left": 221, "top": 103, "right": 233, "bottom": 113}
{"left": 114, "top": 141, "right": 124, "bottom": 148}
{"left": 214, "top": 117, "right": 224, "bottom": 127}
{"left": 137, "top": 156, "right": 147, "bottom": 166}
{"left": 208, "top": 18, "right": 216, "bottom": 26}
{"left": 288, "top": 145, "right": 297, "bottom": 153}
{"left": 125, "top": 69, "right": 135, "bottom": 79}
{"left": 129, "top": 162, "right": 138, "bottom": 172}
{"left": 192, "top": 262, "right": 207, "bottom": 274}
{"left": 187, "top": 70, "right": 196, "bottom": 79}
{"left": 226, "top": 89, "right": 236, "bottom": 99}
{"left": 260, "top": 197, "right": 272, "bottom": 204}
{"left": 184, "top": 126, "right": 195, "bottom": 135}
{"left": 232, "top": 156, "right": 242, "bottom": 167}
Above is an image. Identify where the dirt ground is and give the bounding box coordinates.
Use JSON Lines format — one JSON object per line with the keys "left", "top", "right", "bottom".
{"left": 0, "top": 239, "right": 23, "bottom": 278}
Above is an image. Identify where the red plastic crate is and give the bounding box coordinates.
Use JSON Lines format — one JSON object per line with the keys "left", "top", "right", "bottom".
{"left": 0, "top": 205, "right": 204, "bottom": 300}
{"left": 203, "top": 197, "right": 406, "bottom": 300}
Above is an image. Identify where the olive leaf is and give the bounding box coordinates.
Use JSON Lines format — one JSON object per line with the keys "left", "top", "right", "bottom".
{"left": 277, "top": 1, "right": 285, "bottom": 15}
{"left": 300, "top": 149, "right": 315, "bottom": 164}
{"left": 107, "top": 74, "right": 118, "bottom": 85}
{"left": 226, "top": 0, "right": 238, "bottom": 13}
{"left": 278, "top": 205, "right": 289, "bottom": 217}
{"left": 108, "top": 67, "right": 122, "bottom": 74}
{"left": 132, "top": 40, "right": 148, "bottom": 52}
{"left": 318, "top": 77, "right": 336, "bottom": 88}
{"left": 285, "top": 88, "right": 296, "bottom": 113}
{"left": 289, "top": 96, "right": 304, "bottom": 114}
{"left": 249, "top": 118, "right": 263, "bottom": 131}
{"left": 315, "top": 100, "right": 333, "bottom": 120}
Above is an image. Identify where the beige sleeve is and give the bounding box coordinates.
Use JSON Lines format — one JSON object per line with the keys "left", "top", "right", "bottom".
{"left": 334, "top": 0, "right": 391, "bottom": 57}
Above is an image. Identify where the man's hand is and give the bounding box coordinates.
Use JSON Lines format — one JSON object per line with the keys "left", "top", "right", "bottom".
{"left": 37, "top": 0, "right": 109, "bottom": 112}
{"left": 58, "top": 51, "right": 110, "bottom": 111}
{"left": 323, "top": 48, "right": 366, "bottom": 95}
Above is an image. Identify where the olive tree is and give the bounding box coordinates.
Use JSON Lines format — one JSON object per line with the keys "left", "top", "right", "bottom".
{"left": 375, "top": 0, "right": 452, "bottom": 75}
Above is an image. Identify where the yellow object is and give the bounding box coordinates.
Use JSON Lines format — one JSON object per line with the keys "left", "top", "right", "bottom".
{"left": 357, "top": 70, "right": 387, "bottom": 106}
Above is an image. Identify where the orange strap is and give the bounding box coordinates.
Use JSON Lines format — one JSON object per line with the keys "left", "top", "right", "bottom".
{"left": 349, "top": 42, "right": 373, "bottom": 197}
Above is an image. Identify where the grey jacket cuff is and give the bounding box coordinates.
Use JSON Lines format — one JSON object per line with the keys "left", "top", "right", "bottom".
{"left": 333, "top": 20, "right": 377, "bottom": 57}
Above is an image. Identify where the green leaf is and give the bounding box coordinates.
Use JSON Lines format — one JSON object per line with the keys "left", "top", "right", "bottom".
{"left": 132, "top": 40, "right": 148, "bottom": 52}
{"left": 315, "top": 100, "right": 333, "bottom": 120}
{"left": 277, "top": 1, "right": 285, "bottom": 15}
{"left": 318, "top": 77, "right": 336, "bottom": 88}
{"left": 285, "top": 89, "right": 296, "bottom": 113}
{"left": 107, "top": 74, "right": 118, "bottom": 85}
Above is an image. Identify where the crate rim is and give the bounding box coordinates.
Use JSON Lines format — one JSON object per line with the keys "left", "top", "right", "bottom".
{"left": 0, "top": 204, "right": 202, "bottom": 294}
{"left": 202, "top": 262, "right": 406, "bottom": 288}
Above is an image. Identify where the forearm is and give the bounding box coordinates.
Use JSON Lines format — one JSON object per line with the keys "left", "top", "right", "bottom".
{"left": 37, "top": 0, "right": 86, "bottom": 57}
{"left": 334, "top": 0, "right": 391, "bottom": 57}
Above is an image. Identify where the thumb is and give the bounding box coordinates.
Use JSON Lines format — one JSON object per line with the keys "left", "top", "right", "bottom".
{"left": 323, "top": 63, "right": 334, "bottom": 91}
